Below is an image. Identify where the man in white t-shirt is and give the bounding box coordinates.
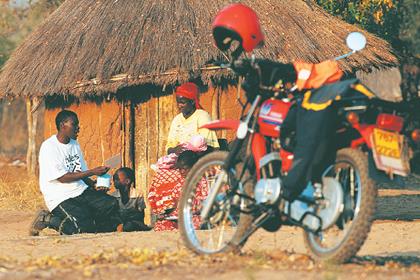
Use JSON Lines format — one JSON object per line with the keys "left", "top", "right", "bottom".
{"left": 30, "top": 110, "right": 122, "bottom": 235}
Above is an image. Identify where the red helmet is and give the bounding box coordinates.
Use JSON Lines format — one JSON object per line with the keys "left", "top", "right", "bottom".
{"left": 212, "top": 3, "right": 264, "bottom": 53}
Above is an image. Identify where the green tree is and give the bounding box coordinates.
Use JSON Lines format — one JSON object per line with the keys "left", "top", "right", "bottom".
{"left": 317, "top": 0, "right": 419, "bottom": 101}
{"left": 316, "top": 0, "right": 400, "bottom": 43}
{"left": 398, "top": 0, "right": 419, "bottom": 57}
{"left": 316, "top": 0, "right": 419, "bottom": 55}
{"left": 0, "top": 0, "right": 63, "bottom": 159}
{"left": 0, "top": 1, "right": 18, "bottom": 67}
{"left": 0, "top": 36, "right": 14, "bottom": 66}
{"left": 0, "top": 0, "right": 63, "bottom": 67}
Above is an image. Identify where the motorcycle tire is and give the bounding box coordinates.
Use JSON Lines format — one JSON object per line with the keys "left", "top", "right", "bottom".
{"left": 303, "top": 148, "right": 377, "bottom": 264}
{"left": 178, "top": 151, "right": 255, "bottom": 254}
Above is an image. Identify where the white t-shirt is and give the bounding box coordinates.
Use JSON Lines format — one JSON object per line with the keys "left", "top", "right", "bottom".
{"left": 39, "top": 135, "right": 88, "bottom": 211}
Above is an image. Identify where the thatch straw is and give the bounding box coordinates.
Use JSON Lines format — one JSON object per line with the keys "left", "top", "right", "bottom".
{"left": 0, "top": 0, "right": 398, "bottom": 99}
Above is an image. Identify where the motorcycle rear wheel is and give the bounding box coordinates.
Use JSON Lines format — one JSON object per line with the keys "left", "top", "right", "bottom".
{"left": 303, "top": 148, "right": 377, "bottom": 264}
{"left": 178, "top": 151, "right": 254, "bottom": 255}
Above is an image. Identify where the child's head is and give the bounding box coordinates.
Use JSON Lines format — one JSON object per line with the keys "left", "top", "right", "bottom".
{"left": 175, "top": 150, "right": 198, "bottom": 170}
{"left": 113, "top": 167, "right": 135, "bottom": 191}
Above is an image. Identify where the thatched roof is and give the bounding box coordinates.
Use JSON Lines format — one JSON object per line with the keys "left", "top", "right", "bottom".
{"left": 0, "top": 0, "right": 398, "bottom": 99}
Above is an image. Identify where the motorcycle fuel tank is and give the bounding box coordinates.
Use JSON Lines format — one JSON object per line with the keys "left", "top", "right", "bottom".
{"left": 258, "top": 99, "right": 292, "bottom": 138}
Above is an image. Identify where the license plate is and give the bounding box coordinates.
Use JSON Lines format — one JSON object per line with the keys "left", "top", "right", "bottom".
{"left": 372, "top": 128, "right": 410, "bottom": 176}
{"left": 372, "top": 128, "right": 401, "bottom": 158}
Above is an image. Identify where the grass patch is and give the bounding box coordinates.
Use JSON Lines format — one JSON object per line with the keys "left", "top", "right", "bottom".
{"left": 0, "top": 166, "right": 44, "bottom": 210}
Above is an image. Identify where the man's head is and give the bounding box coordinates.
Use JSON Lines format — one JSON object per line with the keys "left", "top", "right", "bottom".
{"left": 113, "top": 167, "right": 135, "bottom": 191}
{"left": 55, "top": 110, "right": 79, "bottom": 140}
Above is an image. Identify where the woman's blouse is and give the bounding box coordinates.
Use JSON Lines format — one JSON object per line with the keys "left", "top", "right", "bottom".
{"left": 165, "top": 109, "right": 219, "bottom": 152}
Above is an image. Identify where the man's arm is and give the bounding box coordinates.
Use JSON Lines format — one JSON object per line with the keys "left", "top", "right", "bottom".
{"left": 57, "top": 166, "right": 109, "bottom": 183}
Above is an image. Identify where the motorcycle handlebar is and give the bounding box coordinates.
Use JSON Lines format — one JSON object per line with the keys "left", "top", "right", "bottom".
{"left": 212, "top": 58, "right": 298, "bottom": 99}
{"left": 211, "top": 60, "right": 232, "bottom": 69}
{"left": 211, "top": 59, "right": 253, "bottom": 73}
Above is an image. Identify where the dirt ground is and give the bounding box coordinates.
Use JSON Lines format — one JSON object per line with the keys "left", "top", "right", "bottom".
{"left": 0, "top": 171, "right": 419, "bottom": 279}
{"left": 1, "top": 198, "right": 420, "bottom": 279}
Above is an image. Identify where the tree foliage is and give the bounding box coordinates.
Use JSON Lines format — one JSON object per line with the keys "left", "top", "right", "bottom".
{"left": 316, "top": 0, "right": 419, "bottom": 57}
{"left": 316, "top": 0, "right": 419, "bottom": 101}
{"left": 398, "top": 0, "right": 420, "bottom": 57}
{"left": 0, "top": 0, "right": 63, "bottom": 67}
{"left": 316, "top": 0, "right": 398, "bottom": 41}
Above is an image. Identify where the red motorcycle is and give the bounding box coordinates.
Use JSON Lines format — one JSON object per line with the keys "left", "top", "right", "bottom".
{"left": 178, "top": 33, "right": 380, "bottom": 264}
{"left": 178, "top": 4, "right": 418, "bottom": 264}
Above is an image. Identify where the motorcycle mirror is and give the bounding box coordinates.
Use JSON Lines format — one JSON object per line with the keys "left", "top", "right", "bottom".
{"left": 346, "top": 32, "right": 367, "bottom": 52}
{"left": 334, "top": 32, "right": 367, "bottom": 61}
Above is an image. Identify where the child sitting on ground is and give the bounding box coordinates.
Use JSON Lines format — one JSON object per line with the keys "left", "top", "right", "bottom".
{"left": 110, "top": 167, "right": 151, "bottom": 232}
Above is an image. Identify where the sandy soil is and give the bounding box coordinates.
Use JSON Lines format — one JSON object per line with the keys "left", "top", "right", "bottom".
{"left": 0, "top": 175, "right": 419, "bottom": 279}
{"left": 0, "top": 208, "right": 419, "bottom": 279}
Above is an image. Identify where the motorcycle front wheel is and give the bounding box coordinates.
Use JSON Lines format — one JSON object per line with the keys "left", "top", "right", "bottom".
{"left": 303, "top": 148, "right": 377, "bottom": 264}
{"left": 178, "top": 151, "right": 254, "bottom": 255}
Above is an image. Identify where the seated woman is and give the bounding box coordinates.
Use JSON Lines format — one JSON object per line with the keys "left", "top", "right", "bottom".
{"left": 148, "top": 82, "right": 219, "bottom": 231}
{"left": 166, "top": 82, "right": 219, "bottom": 155}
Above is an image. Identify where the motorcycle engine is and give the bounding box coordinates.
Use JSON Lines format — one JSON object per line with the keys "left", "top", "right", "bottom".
{"left": 254, "top": 177, "right": 282, "bottom": 205}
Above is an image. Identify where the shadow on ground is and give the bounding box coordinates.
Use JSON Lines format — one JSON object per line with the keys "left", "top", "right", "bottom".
{"left": 352, "top": 254, "right": 420, "bottom": 267}
{"left": 375, "top": 194, "right": 420, "bottom": 220}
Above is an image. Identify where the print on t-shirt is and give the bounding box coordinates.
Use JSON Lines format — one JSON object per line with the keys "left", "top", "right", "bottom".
{"left": 65, "top": 154, "right": 82, "bottom": 172}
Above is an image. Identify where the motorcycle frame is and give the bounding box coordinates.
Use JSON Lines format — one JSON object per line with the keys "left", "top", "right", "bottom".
{"left": 200, "top": 97, "right": 274, "bottom": 180}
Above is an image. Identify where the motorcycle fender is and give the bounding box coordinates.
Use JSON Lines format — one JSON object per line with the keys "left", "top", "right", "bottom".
{"left": 200, "top": 120, "right": 240, "bottom": 131}
{"left": 352, "top": 124, "right": 375, "bottom": 149}
{"left": 252, "top": 133, "right": 267, "bottom": 179}
{"left": 368, "top": 152, "right": 405, "bottom": 187}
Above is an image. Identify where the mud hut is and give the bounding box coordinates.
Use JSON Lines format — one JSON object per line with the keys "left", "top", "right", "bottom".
{"left": 0, "top": 0, "right": 398, "bottom": 212}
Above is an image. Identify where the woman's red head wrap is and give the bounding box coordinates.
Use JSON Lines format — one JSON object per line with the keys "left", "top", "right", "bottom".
{"left": 175, "top": 82, "right": 202, "bottom": 109}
